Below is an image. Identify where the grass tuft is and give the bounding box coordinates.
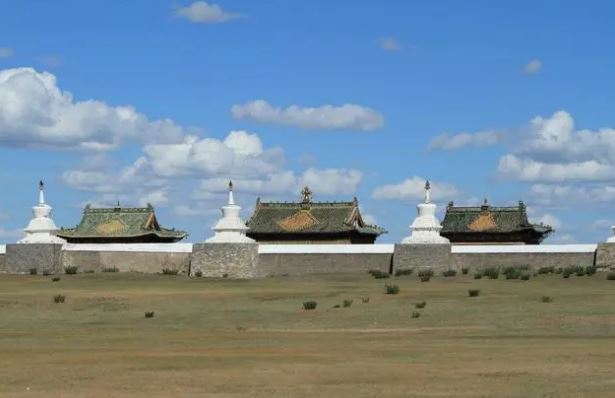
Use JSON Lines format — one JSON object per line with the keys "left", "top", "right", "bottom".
{"left": 541, "top": 296, "right": 553, "bottom": 303}
{"left": 194, "top": 270, "right": 203, "bottom": 277}
{"left": 361, "top": 296, "right": 370, "bottom": 304}
{"left": 411, "top": 311, "right": 421, "bottom": 319}
{"left": 606, "top": 272, "right": 615, "bottom": 281}
{"left": 102, "top": 267, "right": 119, "bottom": 273}
{"left": 303, "top": 301, "right": 317, "bottom": 310}
{"left": 343, "top": 299, "right": 353, "bottom": 308}
{"left": 161, "top": 268, "right": 179, "bottom": 275}
{"left": 468, "top": 289, "right": 480, "bottom": 297}
{"left": 52, "top": 277, "right": 61, "bottom": 282}
{"left": 368, "top": 270, "right": 390, "bottom": 279}
{"left": 394, "top": 268, "right": 413, "bottom": 277}
{"left": 415, "top": 301, "right": 427, "bottom": 309}
{"left": 29, "top": 268, "right": 37, "bottom": 275}
{"left": 385, "top": 284, "right": 400, "bottom": 295}
{"left": 418, "top": 269, "right": 434, "bottom": 282}
{"left": 53, "top": 294, "right": 66, "bottom": 303}
{"left": 144, "top": 311, "right": 155, "bottom": 318}
{"left": 442, "top": 270, "right": 457, "bottom": 277}
{"left": 64, "top": 266, "right": 79, "bottom": 275}
{"left": 461, "top": 267, "right": 469, "bottom": 275}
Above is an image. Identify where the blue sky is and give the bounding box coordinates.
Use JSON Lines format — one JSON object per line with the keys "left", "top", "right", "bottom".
{"left": 1, "top": 0, "right": 615, "bottom": 243}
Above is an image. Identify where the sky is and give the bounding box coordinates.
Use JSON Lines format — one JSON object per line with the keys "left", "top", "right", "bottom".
{"left": 1, "top": 0, "right": 615, "bottom": 244}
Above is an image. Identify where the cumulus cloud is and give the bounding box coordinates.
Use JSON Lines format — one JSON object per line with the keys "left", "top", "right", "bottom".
{"left": 0, "top": 47, "right": 14, "bottom": 58}
{"left": 175, "top": 1, "right": 240, "bottom": 23}
{"left": 231, "top": 100, "right": 384, "bottom": 131}
{"left": 0, "top": 67, "right": 188, "bottom": 149}
{"left": 0, "top": 226, "right": 24, "bottom": 242}
{"left": 529, "top": 183, "right": 615, "bottom": 207}
{"left": 379, "top": 37, "right": 401, "bottom": 52}
{"left": 372, "top": 176, "right": 460, "bottom": 202}
{"left": 428, "top": 130, "right": 504, "bottom": 151}
{"left": 523, "top": 59, "right": 542, "bottom": 74}
{"left": 496, "top": 111, "right": 615, "bottom": 182}
{"left": 197, "top": 168, "right": 363, "bottom": 197}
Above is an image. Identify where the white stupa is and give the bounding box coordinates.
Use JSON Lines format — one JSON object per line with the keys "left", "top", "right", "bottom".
{"left": 19, "top": 180, "right": 65, "bottom": 244}
{"left": 206, "top": 181, "right": 255, "bottom": 243}
{"left": 401, "top": 180, "right": 449, "bottom": 244}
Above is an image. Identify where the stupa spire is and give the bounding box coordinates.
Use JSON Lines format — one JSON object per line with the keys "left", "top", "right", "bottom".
{"left": 205, "top": 180, "right": 254, "bottom": 243}
{"left": 19, "top": 180, "right": 65, "bottom": 244}
{"left": 401, "top": 178, "right": 449, "bottom": 244}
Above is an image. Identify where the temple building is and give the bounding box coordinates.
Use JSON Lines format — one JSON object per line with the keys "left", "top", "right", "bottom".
{"left": 440, "top": 200, "right": 553, "bottom": 244}
{"left": 245, "top": 187, "right": 386, "bottom": 244}
{"left": 57, "top": 204, "right": 187, "bottom": 243}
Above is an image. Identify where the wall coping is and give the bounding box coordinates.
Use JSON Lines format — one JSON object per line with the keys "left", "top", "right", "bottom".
{"left": 452, "top": 244, "right": 597, "bottom": 253}
{"left": 258, "top": 244, "right": 395, "bottom": 254}
{"left": 63, "top": 243, "right": 193, "bottom": 253}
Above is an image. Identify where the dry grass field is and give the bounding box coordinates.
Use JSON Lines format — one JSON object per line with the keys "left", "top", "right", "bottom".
{"left": 1, "top": 270, "right": 615, "bottom": 397}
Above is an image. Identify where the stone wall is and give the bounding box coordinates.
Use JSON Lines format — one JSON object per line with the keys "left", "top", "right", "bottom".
{"left": 257, "top": 253, "right": 392, "bottom": 276}
{"left": 595, "top": 243, "right": 615, "bottom": 269}
{"left": 3, "top": 244, "right": 64, "bottom": 274}
{"left": 191, "top": 243, "right": 258, "bottom": 278}
{"left": 62, "top": 250, "right": 191, "bottom": 274}
{"left": 392, "top": 244, "right": 452, "bottom": 273}
{"left": 450, "top": 252, "right": 595, "bottom": 271}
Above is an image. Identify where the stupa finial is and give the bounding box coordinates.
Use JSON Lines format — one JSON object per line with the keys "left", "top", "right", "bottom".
{"left": 228, "top": 180, "right": 235, "bottom": 205}
{"left": 424, "top": 180, "right": 431, "bottom": 203}
{"left": 39, "top": 179, "right": 45, "bottom": 205}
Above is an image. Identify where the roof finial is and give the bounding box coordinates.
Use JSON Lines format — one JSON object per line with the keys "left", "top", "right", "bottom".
{"left": 38, "top": 179, "right": 45, "bottom": 205}
{"left": 424, "top": 180, "right": 431, "bottom": 204}
{"left": 228, "top": 180, "right": 235, "bottom": 205}
{"left": 484, "top": 197, "right": 488, "bottom": 205}
{"left": 301, "top": 186, "right": 313, "bottom": 204}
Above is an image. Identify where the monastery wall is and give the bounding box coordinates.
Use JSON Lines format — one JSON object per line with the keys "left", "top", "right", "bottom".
{"left": 257, "top": 244, "right": 393, "bottom": 276}
{"left": 0, "top": 242, "right": 614, "bottom": 276}
{"left": 450, "top": 245, "right": 598, "bottom": 271}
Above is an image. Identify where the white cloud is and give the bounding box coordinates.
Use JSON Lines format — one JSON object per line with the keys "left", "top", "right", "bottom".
{"left": 496, "top": 111, "right": 615, "bottom": 182}
{"left": 0, "top": 67, "right": 188, "bottom": 149}
{"left": 428, "top": 130, "right": 503, "bottom": 151}
{"left": 523, "top": 59, "right": 542, "bottom": 74}
{"left": 0, "top": 226, "right": 25, "bottom": 242}
{"left": 361, "top": 213, "right": 378, "bottom": 225}
{"left": 197, "top": 168, "right": 363, "bottom": 197}
{"left": 0, "top": 47, "right": 14, "bottom": 58}
{"left": 534, "top": 213, "right": 561, "bottom": 230}
{"left": 529, "top": 183, "right": 615, "bottom": 207}
{"left": 372, "top": 176, "right": 460, "bottom": 202}
{"left": 175, "top": 1, "right": 240, "bottom": 23}
{"left": 231, "top": 99, "right": 384, "bottom": 131}
{"left": 379, "top": 37, "right": 400, "bottom": 52}
{"left": 142, "top": 131, "right": 285, "bottom": 178}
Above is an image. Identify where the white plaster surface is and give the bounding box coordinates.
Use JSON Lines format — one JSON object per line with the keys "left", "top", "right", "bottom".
{"left": 452, "top": 244, "right": 597, "bottom": 253}
{"left": 64, "top": 243, "right": 193, "bottom": 253}
{"left": 0, "top": 245, "right": 5, "bottom": 254}
{"left": 258, "top": 244, "right": 395, "bottom": 254}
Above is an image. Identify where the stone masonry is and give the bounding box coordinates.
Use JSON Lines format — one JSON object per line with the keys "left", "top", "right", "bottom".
{"left": 191, "top": 243, "right": 259, "bottom": 278}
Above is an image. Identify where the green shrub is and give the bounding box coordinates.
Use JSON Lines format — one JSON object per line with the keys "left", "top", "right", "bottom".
{"left": 161, "top": 268, "right": 179, "bottom": 275}
{"left": 606, "top": 272, "right": 615, "bottom": 281}
{"left": 29, "top": 268, "right": 37, "bottom": 275}
{"left": 442, "top": 270, "right": 457, "bottom": 277}
{"left": 411, "top": 311, "right": 421, "bottom": 319}
{"left": 343, "top": 299, "right": 353, "bottom": 308}
{"left": 83, "top": 269, "right": 95, "bottom": 274}
{"left": 53, "top": 294, "right": 66, "bottom": 303}
{"left": 418, "top": 269, "right": 434, "bottom": 282}
{"left": 520, "top": 273, "right": 531, "bottom": 281}
{"left": 537, "top": 266, "right": 555, "bottom": 274}
{"left": 555, "top": 268, "right": 563, "bottom": 274}
{"left": 52, "top": 277, "right": 61, "bottom": 282}
{"left": 42, "top": 270, "right": 51, "bottom": 276}
{"left": 503, "top": 266, "right": 523, "bottom": 280}
{"left": 394, "top": 268, "right": 413, "bottom": 276}
{"left": 415, "top": 301, "right": 426, "bottom": 309}
{"left": 102, "top": 266, "right": 119, "bottom": 273}
{"left": 194, "top": 270, "right": 203, "bottom": 277}
{"left": 473, "top": 273, "right": 483, "bottom": 280}
{"left": 144, "top": 311, "right": 155, "bottom": 318}
{"left": 361, "top": 296, "right": 370, "bottom": 304}
{"left": 482, "top": 267, "right": 500, "bottom": 280}
{"left": 584, "top": 266, "right": 597, "bottom": 276}
{"left": 385, "top": 284, "right": 400, "bottom": 295}
{"left": 541, "top": 296, "right": 553, "bottom": 303}
{"left": 333, "top": 304, "right": 341, "bottom": 308}
{"left": 64, "top": 266, "right": 79, "bottom": 275}
{"left": 461, "top": 267, "right": 469, "bottom": 275}
{"left": 468, "top": 289, "right": 480, "bottom": 297}
{"left": 303, "top": 301, "right": 318, "bottom": 310}
{"left": 369, "top": 270, "right": 390, "bottom": 279}
{"left": 562, "top": 266, "right": 585, "bottom": 278}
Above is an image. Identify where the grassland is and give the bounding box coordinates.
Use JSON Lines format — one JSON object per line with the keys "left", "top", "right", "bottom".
{"left": 1, "top": 271, "right": 615, "bottom": 397}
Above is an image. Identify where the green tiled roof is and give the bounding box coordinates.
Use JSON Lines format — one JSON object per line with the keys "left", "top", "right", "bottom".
{"left": 246, "top": 198, "right": 386, "bottom": 236}
{"left": 441, "top": 201, "right": 553, "bottom": 235}
{"left": 57, "top": 205, "right": 187, "bottom": 241}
